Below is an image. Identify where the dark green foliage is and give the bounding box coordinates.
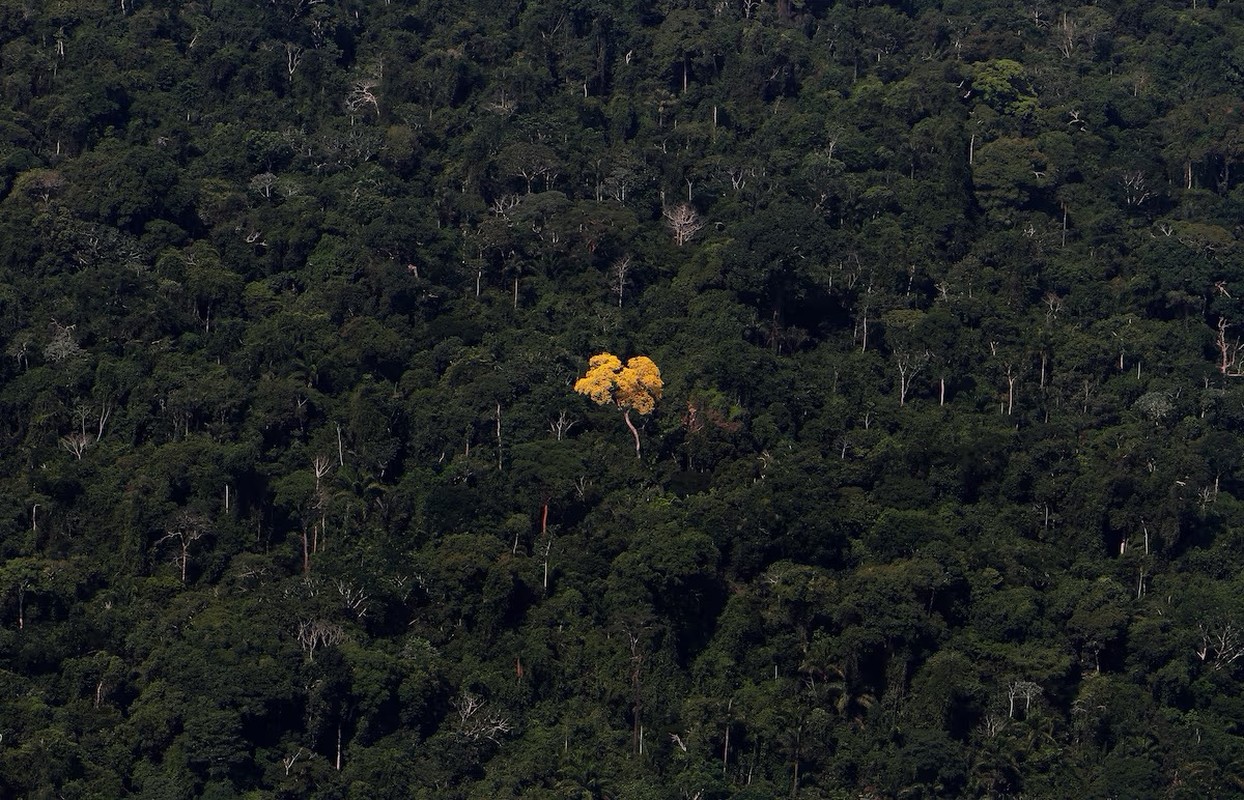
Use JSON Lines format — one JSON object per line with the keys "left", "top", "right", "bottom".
{"left": 3, "top": 0, "right": 1244, "bottom": 797}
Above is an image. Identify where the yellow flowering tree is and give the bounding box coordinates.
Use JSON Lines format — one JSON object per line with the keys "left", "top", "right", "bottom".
{"left": 574, "top": 353, "right": 663, "bottom": 457}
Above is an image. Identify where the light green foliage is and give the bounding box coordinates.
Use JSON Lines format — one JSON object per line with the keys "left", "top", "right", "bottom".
{"left": 972, "top": 60, "right": 1038, "bottom": 117}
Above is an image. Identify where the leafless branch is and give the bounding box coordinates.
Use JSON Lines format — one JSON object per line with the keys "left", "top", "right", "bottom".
{"left": 297, "top": 619, "right": 347, "bottom": 662}
{"left": 452, "top": 692, "right": 512, "bottom": 743}
{"left": 663, "top": 203, "right": 704, "bottom": 247}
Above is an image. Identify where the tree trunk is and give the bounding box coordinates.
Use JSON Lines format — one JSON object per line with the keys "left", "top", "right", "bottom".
{"left": 624, "top": 408, "right": 641, "bottom": 458}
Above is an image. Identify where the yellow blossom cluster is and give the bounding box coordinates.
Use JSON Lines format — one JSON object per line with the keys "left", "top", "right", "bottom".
{"left": 574, "top": 352, "right": 663, "bottom": 415}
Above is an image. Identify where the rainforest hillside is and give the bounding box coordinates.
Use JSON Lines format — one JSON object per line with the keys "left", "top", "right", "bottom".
{"left": 3, "top": 0, "right": 1244, "bottom": 797}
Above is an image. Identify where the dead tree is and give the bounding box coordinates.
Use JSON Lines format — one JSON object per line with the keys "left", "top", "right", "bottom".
{"left": 345, "top": 78, "right": 379, "bottom": 111}
{"left": 539, "top": 526, "right": 554, "bottom": 592}
{"left": 1055, "top": 12, "right": 1079, "bottom": 58}
{"left": 59, "top": 432, "right": 92, "bottom": 460}
{"left": 452, "top": 692, "right": 512, "bottom": 743}
{"left": 982, "top": 711, "right": 1007, "bottom": 738}
{"left": 285, "top": 43, "right": 303, "bottom": 81}
{"left": 1121, "top": 170, "right": 1153, "bottom": 206}
{"left": 1216, "top": 318, "right": 1244, "bottom": 376}
{"left": 336, "top": 581, "right": 368, "bottom": 620}
{"left": 14, "top": 573, "right": 33, "bottom": 631}
{"left": 1006, "top": 680, "right": 1042, "bottom": 718}
{"left": 1004, "top": 362, "right": 1019, "bottom": 415}
{"left": 611, "top": 255, "right": 633, "bottom": 307}
{"left": 312, "top": 454, "right": 333, "bottom": 550}
{"left": 1197, "top": 620, "right": 1244, "bottom": 671}
{"left": 663, "top": 203, "right": 704, "bottom": 246}
{"left": 297, "top": 619, "right": 346, "bottom": 662}
{"left": 548, "top": 410, "right": 577, "bottom": 441}
{"left": 282, "top": 747, "right": 305, "bottom": 776}
{"left": 1044, "top": 291, "right": 1064, "bottom": 321}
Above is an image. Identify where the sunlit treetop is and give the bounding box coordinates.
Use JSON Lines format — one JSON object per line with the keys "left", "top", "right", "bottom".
{"left": 574, "top": 353, "right": 663, "bottom": 415}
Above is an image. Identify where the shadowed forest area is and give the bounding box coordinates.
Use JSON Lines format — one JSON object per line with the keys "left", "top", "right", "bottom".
{"left": 3, "top": 0, "right": 1244, "bottom": 797}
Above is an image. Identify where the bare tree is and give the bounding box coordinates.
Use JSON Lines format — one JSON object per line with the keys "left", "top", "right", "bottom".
{"left": 297, "top": 619, "right": 346, "bottom": 662}
{"left": 285, "top": 43, "right": 303, "bottom": 82}
{"left": 156, "top": 511, "right": 210, "bottom": 583}
{"left": 485, "top": 89, "right": 517, "bottom": 116}
{"left": 539, "top": 529, "right": 554, "bottom": 591}
{"left": 1054, "top": 12, "right": 1079, "bottom": 58}
{"left": 1004, "top": 362, "right": 1020, "bottom": 415}
{"left": 59, "top": 432, "right": 92, "bottom": 460}
{"left": 724, "top": 164, "right": 754, "bottom": 193}
{"left": 548, "top": 410, "right": 577, "bottom": 441}
{"left": 345, "top": 70, "right": 382, "bottom": 115}
{"left": 282, "top": 747, "right": 306, "bottom": 776}
{"left": 1121, "top": 170, "right": 1154, "bottom": 207}
{"left": 1196, "top": 620, "right": 1244, "bottom": 671}
{"left": 336, "top": 581, "right": 369, "bottom": 620}
{"left": 94, "top": 401, "right": 113, "bottom": 441}
{"left": 610, "top": 255, "right": 633, "bottom": 307}
{"left": 982, "top": 711, "right": 1007, "bottom": 738}
{"left": 855, "top": 288, "right": 874, "bottom": 352}
{"left": 489, "top": 194, "right": 521, "bottom": 218}
{"left": 312, "top": 454, "right": 333, "bottom": 491}
{"left": 452, "top": 692, "right": 512, "bottom": 743}
{"left": 1043, "top": 291, "right": 1064, "bottom": 322}
{"left": 1216, "top": 318, "right": 1244, "bottom": 376}
{"left": 306, "top": 454, "right": 335, "bottom": 564}
{"left": 1006, "top": 680, "right": 1042, "bottom": 718}
{"left": 663, "top": 203, "right": 704, "bottom": 246}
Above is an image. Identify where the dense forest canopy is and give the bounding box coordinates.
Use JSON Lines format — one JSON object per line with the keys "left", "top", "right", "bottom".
{"left": 3, "top": 0, "right": 1244, "bottom": 797}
